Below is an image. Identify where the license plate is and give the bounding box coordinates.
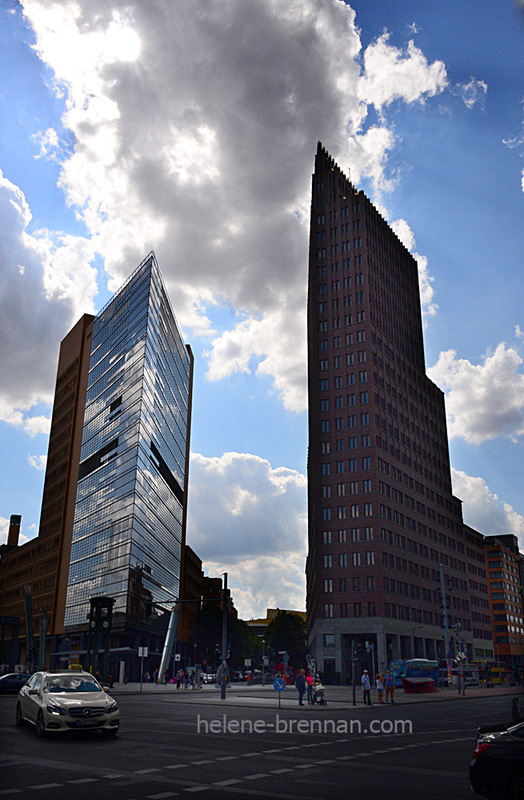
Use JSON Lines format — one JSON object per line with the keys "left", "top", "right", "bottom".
{"left": 75, "top": 718, "right": 98, "bottom": 726}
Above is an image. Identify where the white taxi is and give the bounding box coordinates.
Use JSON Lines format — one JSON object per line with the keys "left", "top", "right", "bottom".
{"left": 16, "top": 670, "right": 119, "bottom": 738}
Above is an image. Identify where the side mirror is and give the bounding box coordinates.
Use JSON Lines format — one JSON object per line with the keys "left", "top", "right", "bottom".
{"left": 28, "top": 688, "right": 39, "bottom": 695}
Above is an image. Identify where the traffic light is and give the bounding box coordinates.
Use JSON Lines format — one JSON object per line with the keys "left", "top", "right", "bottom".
{"left": 88, "top": 596, "right": 115, "bottom": 633}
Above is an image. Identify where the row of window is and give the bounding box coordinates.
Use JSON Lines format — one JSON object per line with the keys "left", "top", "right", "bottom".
{"left": 323, "top": 551, "right": 375, "bottom": 573}
{"left": 322, "top": 527, "right": 374, "bottom": 544}
{"left": 320, "top": 456, "right": 372, "bottom": 475}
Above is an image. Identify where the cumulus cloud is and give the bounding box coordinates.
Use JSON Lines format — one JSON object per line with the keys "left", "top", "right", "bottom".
{"left": 187, "top": 451, "right": 307, "bottom": 618}
{"left": 428, "top": 343, "right": 524, "bottom": 443}
{"left": 358, "top": 32, "right": 447, "bottom": 113}
{"left": 0, "top": 170, "right": 98, "bottom": 428}
{"left": 10, "top": 0, "right": 450, "bottom": 420}
{"left": 452, "top": 468, "right": 524, "bottom": 549}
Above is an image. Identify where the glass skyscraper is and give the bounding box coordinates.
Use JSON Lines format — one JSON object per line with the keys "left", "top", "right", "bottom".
{"left": 64, "top": 253, "right": 193, "bottom": 631}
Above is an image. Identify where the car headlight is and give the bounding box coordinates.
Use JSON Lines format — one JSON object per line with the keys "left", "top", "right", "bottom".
{"left": 107, "top": 701, "right": 118, "bottom": 713}
{"left": 46, "top": 703, "right": 67, "bottom": 716}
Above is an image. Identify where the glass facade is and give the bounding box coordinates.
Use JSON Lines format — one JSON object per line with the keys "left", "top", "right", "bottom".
{"left": 64, "top": 253, "right": 192, "bottom": 628}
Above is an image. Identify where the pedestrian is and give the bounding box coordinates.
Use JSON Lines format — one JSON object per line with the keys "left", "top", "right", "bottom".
{"left": 361, "top": 670, "right": 372, "bottom": 705}
{"left": 306, "top": 672, "right": 314, "bottom": 704}
{"left": 376, "top": 673, "right": 385, "bottom": 703}
{"left": 385, "top": 669, "right": 395, "bottom": 703}
{"left": 295, "top": 669, "right": 306, "bottom": 706}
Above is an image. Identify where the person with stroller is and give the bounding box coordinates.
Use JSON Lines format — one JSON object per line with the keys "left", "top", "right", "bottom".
{"left": 313, "top": 677, "right": 326, "bottom": 705}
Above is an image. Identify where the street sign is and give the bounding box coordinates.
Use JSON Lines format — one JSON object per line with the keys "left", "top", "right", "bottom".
{"left": 244, "top": 659, "right": 251, "bottom": 667}
{"left": 174, "top": 653, "right": 181, "bottom": 661}
{"left": 273, "top": 677, "right": 286, "bottom": 691}
{"left": 138, "top": 647, "right": 148, "bottom": 658}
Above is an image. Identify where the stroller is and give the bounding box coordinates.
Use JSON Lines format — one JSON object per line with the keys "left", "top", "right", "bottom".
{"left": 313, "top": 680, "right": 327, "bottom": 706}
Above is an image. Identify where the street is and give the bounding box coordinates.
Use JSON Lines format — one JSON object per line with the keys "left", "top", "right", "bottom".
{"left": 0, "top": 689, "right": 518, "bottom": 799}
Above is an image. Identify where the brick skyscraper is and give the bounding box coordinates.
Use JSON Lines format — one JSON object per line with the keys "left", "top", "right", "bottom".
{"left": 306, "top": 143, "right": 492, "bottom": 682}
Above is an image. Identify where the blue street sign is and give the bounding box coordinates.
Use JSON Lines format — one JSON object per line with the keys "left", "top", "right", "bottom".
{"left": 273, "top": 677, "right": 286, "bottom": 691}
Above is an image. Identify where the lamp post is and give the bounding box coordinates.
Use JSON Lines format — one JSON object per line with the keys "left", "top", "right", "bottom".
{"left": 220, "top": 572, "right": 228, "bottom": 700}
{"left": 262, "top": 640, "right": 266, "bottom": 686}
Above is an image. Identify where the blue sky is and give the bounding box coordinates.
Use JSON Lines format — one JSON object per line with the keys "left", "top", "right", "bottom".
{"left": 0, "top": 0, "right": 523, "bottom": 619}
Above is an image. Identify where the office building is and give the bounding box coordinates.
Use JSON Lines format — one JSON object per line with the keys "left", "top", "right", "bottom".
{"left": 0, "top": 253, "right": 194, "bottom": 678}
{"left": 306, "top": 143, "right": 493, "bottom": 682}
{"left": 0, "top": 315, "right": 94, "bottom": 665}
{"left": 484, "top": 534, "right": 524, "bottom": 668}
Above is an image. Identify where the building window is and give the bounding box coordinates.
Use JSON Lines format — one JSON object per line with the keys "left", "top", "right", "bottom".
{"left": 323, "top": 531, "right": 332, "bottom": 544}
{"left": 353, "top": 577, "right": 361, "bottom": 592}
{"left": 322, "top": 485, "right": 331, "bottom": 498}
{"left": 324, "top": 579, "right": 333, "bottom": 592}
{"left": 354, "top": 602, "right": 362, "bottom": 617}
{"left": 322, "top": 508, "right": 331, "bottom": 520}
{"left": 339, "top": 553, "right": 348, "bottom": 567}
{"left": 324, "top": 604, "right": 334, "bottom": 618}
{"left": 338, "top": 506, "right": 346, "bottom": 520}
{"left": 352, "top": 553, "right": 361, "bottom": 566}
{"left": 323, "top": 634, "right": 335, "bottom": 647}
{"left": 366, "top": 551, "right": 375, "bottom": 565}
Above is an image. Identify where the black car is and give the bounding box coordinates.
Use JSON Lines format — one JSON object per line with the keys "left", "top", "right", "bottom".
{"left": 470, "top": 720, "right": 524, "bottom": 800}
{"left": 0, "top": 673, "right": 30, "bottom": 693}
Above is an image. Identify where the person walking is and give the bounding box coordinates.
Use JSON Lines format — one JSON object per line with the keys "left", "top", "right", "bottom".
{"left": 361, "top": 670, "right": 372, "bottom": 705}
{"left": 295, "top": 669, "right": 306, "bottom": 706}
{"left": 385, "top": 669, "right": 395, "bottom": 703}
{"left": 376, "top": 673, "right": 385, "bottom": 703}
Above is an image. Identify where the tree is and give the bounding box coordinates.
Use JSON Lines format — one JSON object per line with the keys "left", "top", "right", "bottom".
{"left": 194, "top": 603, "right": 260, "bottom": 671}
{"left": 264, "top": 611, "right": 307, "bottom": 670}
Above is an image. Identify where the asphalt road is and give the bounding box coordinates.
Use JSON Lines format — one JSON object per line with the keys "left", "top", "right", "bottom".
{"left": 0, "top": 691, "right": 516, "bottom": 800}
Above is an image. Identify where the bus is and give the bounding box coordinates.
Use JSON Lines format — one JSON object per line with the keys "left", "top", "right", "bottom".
{"left": 390, "top": 659, "right": 440, "bottom": 688}
{"left": 471, "top": 661, "right": 509, "bottom": 686}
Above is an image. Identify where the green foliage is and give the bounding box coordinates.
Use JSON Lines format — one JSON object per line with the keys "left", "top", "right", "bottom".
{"left": 264, "top": 611, "right": 307, "bottom": 670}
{"left": 194, "top": 603, "right": 261, "bottom": 670}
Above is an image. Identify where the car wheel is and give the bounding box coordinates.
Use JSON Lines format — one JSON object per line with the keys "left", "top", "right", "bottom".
{"left": 36, "top": 711, "right": 46, "bottom": 738}
{"left": 15, "top": 702, "right": 23, "bottom": 727}
{"left": 510, "top": 770, "right": 524, "bottom": 800}
{"left": 102, "top": 727, "right": 119, "bottom": 737}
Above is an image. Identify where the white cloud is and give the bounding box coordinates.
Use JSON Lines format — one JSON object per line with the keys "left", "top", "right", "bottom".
{"left": 32, "top": 127, "right": 60, "bottom": 160}
{"left": 428, "top": 343, "right": 524, "bottom": 443}
{"left": 358, "top": 32, "right": 447, "bottom": 113}
{"left": 28, "top": 454, "right": 47, "bottom": 470}
{"left": 452, "top": 468, "right": 524, "bottom": 550}
{"left": 0, "top": 170, "right": 98, "bottom": 429}
{"left": 187, "top": 451, "right": 307, "bottom": 618}
{"left": 453, "top": 76, "right": 487, "bottom": 110}
{"left": 13, "top": 0, "right": 451, "bottom": 416}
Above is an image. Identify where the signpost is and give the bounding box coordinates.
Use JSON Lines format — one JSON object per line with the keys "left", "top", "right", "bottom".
{"left": 138, "top": 646, "right": 148, "bottom": 692}
{"left": 273, "top": 676, "right": 286, "bottom": 708}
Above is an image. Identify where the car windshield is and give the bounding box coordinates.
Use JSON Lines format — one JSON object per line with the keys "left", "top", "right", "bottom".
{"left": 44, "top": 676, "right": 101, "bottom": 693}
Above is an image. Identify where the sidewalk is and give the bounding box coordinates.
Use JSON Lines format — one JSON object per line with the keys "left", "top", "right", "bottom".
{"left": 107, "top": 680, "right": 523, "bottom": 710}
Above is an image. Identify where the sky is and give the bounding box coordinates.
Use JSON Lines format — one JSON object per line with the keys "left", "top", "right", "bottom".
{"left": 0, "top": 0, "right": 523, "bottom": 621}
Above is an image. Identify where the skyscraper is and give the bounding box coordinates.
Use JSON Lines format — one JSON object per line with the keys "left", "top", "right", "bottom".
{"left": 64, "top": 253, "right": 193, "bottom": 652}
{"left": 306, "top": 144, "right": 493, "bottom": 682}
{"left": 0, "top": 252, "right": 193, "bottom": 675}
